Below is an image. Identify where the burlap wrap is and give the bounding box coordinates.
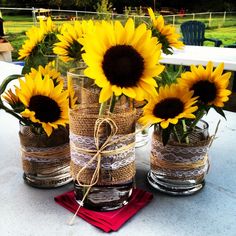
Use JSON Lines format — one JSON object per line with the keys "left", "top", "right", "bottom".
{"left": 19, "top": 125, "right": 70, "bottom": 176}
{"left": 151, "top": 130, "right": 211, "bottom": 181}
{"left": 69, "top": 105, "right": 136, "bottom": 137}
{"left": 69, "top": 105, "right": 136, "bottom": 186}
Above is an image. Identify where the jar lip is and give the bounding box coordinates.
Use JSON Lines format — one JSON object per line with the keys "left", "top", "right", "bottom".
{"left": 67, "top": 66, "right": 87, "bottom": 77}
{"left": 194, "top": 119, "right": 209, "bottom": 131}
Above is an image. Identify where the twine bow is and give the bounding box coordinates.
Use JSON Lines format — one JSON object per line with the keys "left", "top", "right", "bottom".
{"left": 76, "top": 117, "right": 118, "bottom": 188}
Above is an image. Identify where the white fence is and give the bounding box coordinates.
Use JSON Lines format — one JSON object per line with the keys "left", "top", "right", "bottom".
{"left": 0, "top": 7, "right": 235, "bottom": 29}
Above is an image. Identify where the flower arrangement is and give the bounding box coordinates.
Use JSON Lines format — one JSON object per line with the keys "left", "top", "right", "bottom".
{"left": 66, "top": 17, "right": 167, "bottom": 212}
{"left": 53, "top": 20, "right": 94, "bottom": 65}
{"left": 18, "top": 17, "right": 60, "bottom": 74}
{"left": 0, "top": 64, "right": 69, "bottom": 136}
{"left": 137, "top": 8, "right": 232, "bottom": 146}
{"left": 147, "top": 8, "right": 184, "bottom": 55}
{"left": 139, "top": 61, "right": 232, "bottom": 145}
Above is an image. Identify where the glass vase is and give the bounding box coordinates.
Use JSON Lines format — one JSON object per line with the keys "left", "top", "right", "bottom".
{"left": 68, "top": 66, "right": 136, "bottom": 211}
{"left": 147, "top": 120, "right": 211, "bottom": 195}
{"left": 19, "top": 124, "right": 72, "bottom": 188}
{"left": 134, "top": 101, "right": 149, "bottom": 148}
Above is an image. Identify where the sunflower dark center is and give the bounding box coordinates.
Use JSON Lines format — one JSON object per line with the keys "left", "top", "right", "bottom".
{"left": 102, "top": 45, "right": 144, "bottom": 87}
{"left": 68, "top": 40, "right": 82, "bottom": 59}
{"left": 153, "top": 98, "right": 184, "bottom": 119}
{"left": 191, "top": 80, "right": 217, "bottom": 104}
{"left": 29, "top": 95, "right": 61, "bottom": 123}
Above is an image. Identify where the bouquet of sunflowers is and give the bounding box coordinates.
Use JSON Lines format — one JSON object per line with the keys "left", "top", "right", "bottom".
{"left": 0, "top": 63, "right": 69, "bottom": 136}
{"left": 134, "top": 8, "right": 232, "bottom": 196}
{"left": 0, "top": 62, "right": 71, "bottom": 188}
{"left": 18, "top": 18, "right": 60, "bottom": 74}
{"left": 139, "top": 8, "right": 232, "bottom": 145}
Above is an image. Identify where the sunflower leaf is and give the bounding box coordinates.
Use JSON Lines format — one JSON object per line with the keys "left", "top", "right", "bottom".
{"left": 162, "top": 125, "right": 173, "bottom": 146}
{"left": 0, "top": 74, "right": 21, "bottom": 95}
{"left": 213, "top": 106, "right": 226, "bottom": 120}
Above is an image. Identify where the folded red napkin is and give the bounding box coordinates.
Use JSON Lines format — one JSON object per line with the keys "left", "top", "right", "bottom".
{"left": 55, "top": 188, "right": 153, "bottom": 232}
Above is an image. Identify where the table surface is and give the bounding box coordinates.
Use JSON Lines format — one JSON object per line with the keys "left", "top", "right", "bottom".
{"left": 0, "top": 61, "right": 23, "bottom": 82}
{"left": 161, "top": 45, "right": 236, "bottom": 71}
{"left": 0, "top": 108, "right": 236, "bottom": 236}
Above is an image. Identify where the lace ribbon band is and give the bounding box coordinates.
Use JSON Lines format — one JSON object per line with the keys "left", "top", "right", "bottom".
{"left": 21, "top": 143, "right": 71, "bottom": 161}
{"left": 151, "top": 133, "right": 211, "bottom": 179}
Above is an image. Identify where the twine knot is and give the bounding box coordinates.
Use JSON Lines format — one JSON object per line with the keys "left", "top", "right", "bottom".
{"left": 76, "top": 117, "right": 118, "bottom": 188}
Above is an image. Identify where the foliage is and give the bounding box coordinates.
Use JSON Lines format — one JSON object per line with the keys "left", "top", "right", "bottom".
{"left": 96, "top": 0, "right": 113, "bottom": 20}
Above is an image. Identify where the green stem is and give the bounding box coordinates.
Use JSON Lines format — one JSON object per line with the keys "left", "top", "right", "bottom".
{"left": 180, "top": 108, "right": 205, "bottom": 142}
{"left": 182, "top": 119, "right": 189, "bottom": 144}
{"left": 0, "top": 102, "right": 29, "bottom": 125}
{"left": 99, "top": 101, "right": 107, "bottom": 116}
{"left": 0, "top": 74, "right": 22, "bottom": 95}
{"left": 108, "top": 94, "right": 116, "bottom": 113}
{"left": 173, "top": 126, "right": 181, "bottom": 143}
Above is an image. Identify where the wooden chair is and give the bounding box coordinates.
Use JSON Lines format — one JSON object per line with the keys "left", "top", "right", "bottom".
{"left": 180, "top": 20, "right": 222, "bottom": 47}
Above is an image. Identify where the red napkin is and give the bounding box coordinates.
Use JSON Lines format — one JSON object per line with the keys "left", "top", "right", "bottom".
{"left": 55, "top": 188, "right": 153, "bottom": 232}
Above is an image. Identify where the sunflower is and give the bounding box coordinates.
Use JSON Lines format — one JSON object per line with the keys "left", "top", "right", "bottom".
{"left": 39, "top": 17, "right": 56, "bottom": 35}
{"left": 178, "top": 61, "right": 232, "bottom": 107}
{"left": 2, "top": 89, "right": 21, "bottom": 107}
{"left": 148, "top": 8, "right": 184, "bottom": 54}
{"left": 82, "top": 18, "right": 165, "bottom": 103}
{"left": 15, "top": 72, "right": 69, "bottom": 136}
{"left": 27, "top": 62, "right": 63, "bottom": 85}
{"left": 18, "top": 17, "right": 58, "bottom": 61}
{"left": 53, "top": 20, "right": 94, "bottom": 62}
{"left": 18, "top": 27, "right": 44, "bottom": 60}
{"left": 139, "top": 84, "right": 198, "bottom": 129}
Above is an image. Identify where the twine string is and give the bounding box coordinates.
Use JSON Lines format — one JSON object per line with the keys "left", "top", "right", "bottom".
{"left": 21, "top": 144, "right": 70, "bottom": 159}
{"left": 151, "top": 154, "right": 208, "bottom": 171}
{"left": 21, "top": 144, "right": 70, "bottom": 176}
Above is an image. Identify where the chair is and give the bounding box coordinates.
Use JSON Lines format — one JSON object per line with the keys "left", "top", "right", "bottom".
{"left": 180, "top": 20, "right": 222, "bottom": 47}
{"left": 224, "top": 43, "right": 236, "bottom": 48}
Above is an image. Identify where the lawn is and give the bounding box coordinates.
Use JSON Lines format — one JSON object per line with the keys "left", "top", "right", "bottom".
{"left": 2, "top": 14, "right": 236, "bottom": 61}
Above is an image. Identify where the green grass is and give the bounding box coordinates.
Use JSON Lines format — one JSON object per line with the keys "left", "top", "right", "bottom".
{"left": 3, "top": 14, "right": 236, "bottom": 61}
{"left": 6, "top": 32, "right": 27, "bottom": 60}
{"left": 205, "top": 27, "right": 236, "bottom": 45}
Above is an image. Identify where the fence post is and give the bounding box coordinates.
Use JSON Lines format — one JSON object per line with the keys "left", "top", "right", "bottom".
{"left": 209, "top": 12, "right": 212, "bottom": 27}
{"left": 76, "top": 11, "right": 78, "bottom": 20}
{"left": 223, "top": 11, "right": 226, "bottom": 23}
{"left": 32, "top": 7, "right": 36, "bottom": 25}
{"left": 172, "top": 15, "right": 175, "bottom": 26}
{"left": 192, "top": 13, "right": 195, "bottom": 20}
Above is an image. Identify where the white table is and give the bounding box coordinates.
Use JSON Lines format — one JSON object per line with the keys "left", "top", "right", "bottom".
{"left": 161, "top": 45, "right": 236, "bottom": 71}
{"left": 0, "top": 108, "right": 236, "bottom": 236}
{"left": 0, "top": 61, "right": 23, "bottom": 82}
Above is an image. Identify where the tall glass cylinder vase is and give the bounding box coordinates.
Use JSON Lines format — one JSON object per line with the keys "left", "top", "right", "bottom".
{"left": 134, "top": 100, "right": 149, "bottom": 148}
{"left": 147, "top": 120, "right": 211, "bottom": 195}
{"left": 19, "top": 124, "right": 72, "bottom": 188}
{"left": 67, "top": 66, "right": 136, "bottom": 211}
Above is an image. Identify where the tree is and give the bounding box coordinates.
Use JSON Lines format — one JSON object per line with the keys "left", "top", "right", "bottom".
{"left": 49, "top": 0, "right": 62, "bottom": 9}
{"left": 74, "top": 0, "right": 95, "bottom": 10}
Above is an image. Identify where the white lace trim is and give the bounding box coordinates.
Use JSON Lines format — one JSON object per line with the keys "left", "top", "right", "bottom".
{"left": 70, "top": 132, "right": 135, "bottom": 170}
{"left": 151, "top": 138, "right": 209, "bottom": 178}
{"left": 152, "top": 138, "right": 209, "bottom": 163}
